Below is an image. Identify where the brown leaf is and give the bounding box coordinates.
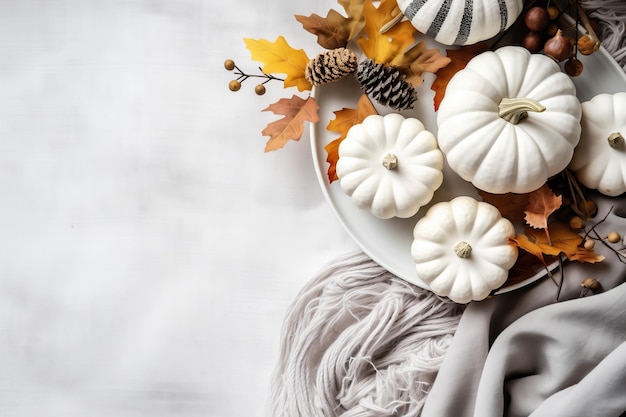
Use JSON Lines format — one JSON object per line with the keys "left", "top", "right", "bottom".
{"left": 477, "top": 190, "right": 529, "bottom": 223}
{"left": 503, "top": 250, "right": 558, "bottom": 288}
{"left": 262, "top": 95, "right": 320, "bottom": 152}
{"left": 324, "top": 94, "right": 377, "bottom": 182}
{"left": 392, "top": 41, "right": 451, "bottom": 87}
{"left": 431, "top": 42, "right": 489, "bottom": 111}
{"left": 295, "top": 11, "right": 351, "bottom": 50}
{"left": 568, "top": 247, "right": 605, "bottom": 263}
{"left": 524, "top": 184, "right": 563, "bottom": 242}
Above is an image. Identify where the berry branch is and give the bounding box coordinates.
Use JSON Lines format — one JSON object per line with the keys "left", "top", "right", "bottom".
{"left": 224, "top": 59, "right": 284, "bottom": 95}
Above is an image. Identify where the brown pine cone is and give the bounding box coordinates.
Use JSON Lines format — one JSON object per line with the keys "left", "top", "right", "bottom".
{"left": 305, "top": 48, "right": 359, "bottom": 86}
{"left": 356, "top": 59, "right": 417, "bottom": 111}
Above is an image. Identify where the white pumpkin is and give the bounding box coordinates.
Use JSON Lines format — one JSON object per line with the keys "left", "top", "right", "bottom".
{"left": 411, "top": 196, "right": 518, "bottom": 303}
{"left": 337, "top": 113, "right": 444, "bottom": 219}
{"left": 569, "top": 92, "right": 626, "bottom": 197}
{"left": 396, "top": 0, "right": 523, "bottom": 46}
{"left": 437, "top": 46, "right": 582, "bottom": 194}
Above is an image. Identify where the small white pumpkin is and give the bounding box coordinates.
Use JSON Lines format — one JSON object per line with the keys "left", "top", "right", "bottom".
{"left": 411, "top": 196, "right": 518, "bottom": 303}
{"left": 396, "top": 0, "right": 524, "bottom": 46}
{"left": 437, "top": 46, "right": 582, "bottom": 194}
{"left": 337, "top": 113, "right": 444, "bottom": 219}
{"left": 569, "top": 92, "right": 626, "bottom": 197}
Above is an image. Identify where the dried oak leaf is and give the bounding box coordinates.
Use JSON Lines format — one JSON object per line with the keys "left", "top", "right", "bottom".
{"left": 244, "top": 36, "right": 312, "bottom": 92}
{"left": 295, "top": 10, "right": 351, "bottom": 50}
{"left": 431, "top": 42, "right": 489, "bottom": 111}
{"left": 357, "top": 0, "right": 417, "bottom": 65}
{"left": 296, "top": 0, "right": 366, "bottom": 49}
{"left": 477, "top": 190, "right": 529, "bottom": 224}
{"left": 511, "top": 222, "right": 604, "bottom": 264}
{"left": 392, "top": 41, "right": 451, "bottom": 87}
{"left": 262, "top": 95, "right": 320, "bottom": 152}
{"left": 524, "top": 184, "right": 563, "bottom": 242}
{"left": 325, "top": 94, "right": 377, "bottom": 182}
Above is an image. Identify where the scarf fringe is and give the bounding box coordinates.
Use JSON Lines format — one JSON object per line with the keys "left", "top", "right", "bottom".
{"left": 266, "top": 251, "right": 462, "bottom": 417}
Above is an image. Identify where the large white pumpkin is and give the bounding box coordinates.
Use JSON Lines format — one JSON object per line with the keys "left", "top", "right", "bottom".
{"left": 396, "top": 0, "right": 524, "bottom": 46}
{"left": 337, "top": 113, "right": 444, "bottom": 219}
{"left": 437, "top": 46, "right": 582, "bottom": 194}
{"left": 569, "top": 93, "right": 626, "bottom": 196}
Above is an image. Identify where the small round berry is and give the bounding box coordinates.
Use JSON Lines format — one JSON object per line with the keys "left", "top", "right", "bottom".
{"left": 569, "top": 215, "right": 584, "bottom": 231}
{"left": 564, "top": 57, "right": 584, "bottom": 77}
{"left": 543, "top": 30, "right": 574, "bottom": 62}
{"left": 254, "top": 84, "right": 266, "bottom": 95}
{"left": 224, "top": 59, "right": 236, "bottom": 71}
{"left": 579, "top": 200, "right": 598, "bottom": 218}
{"left": 547, "top": 5, "right": 560, "bottom": 20}
{"left": 581, "top": 277, "right": 601, "bottom": 291}
{"left": 607, "top": 231, "right": 621, "bottom": 243}
{"left": 229, "top": 79, "right": 241, "bottom": 92}
{"left": 583, "top": 238, "right": 595, "bottom": 250}
{"left": 522, "top": 31, "right": 544, "bottom": 53}
{"left": 525, "top": 6, "right": 550, "bottom": 32}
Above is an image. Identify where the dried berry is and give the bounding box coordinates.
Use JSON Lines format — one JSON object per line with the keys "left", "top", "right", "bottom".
{"left": 522, "top": 31, "right": 544, "bottom": 53}
{"left": 607, "top": 231, "right": 621, "bottom": 244}
{"left": 569, "top": 215, "right": 584, "bottom": 231}
{"left": 224, "top": 59, "right": 236, "bottom": 71}
{"left": 579, "top": 200, "right": 598, "bottom": 218}
{"left": 254, "top": 84, "right": 266, "bottom": 95}
{"left": 578, "top": 33, "right": 600, "bottom": 56}
{"left": 581, "top": 277, "right": 601, "bottom": 291}
{"left": 583, "top": 238, "right": 595, "bottom": 250}
{"left": 525, "top": 6, "right": 550, "bottom": 32}
{"left": 547, "top": 5, "right": 560, "bottom": 20}
{"left": 229, "top": 79, "right": 242, "bottom": 91}
{"left": 564, "top": 57, "right": 583, "bottom": 77}
{"left": 543, "top": 30, "right": 574, "bottom": 62}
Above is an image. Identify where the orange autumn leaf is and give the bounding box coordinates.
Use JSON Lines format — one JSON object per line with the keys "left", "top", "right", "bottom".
{"left": 511, "top": 222, "right": 604, "bottom": 264}
{"left": 477, "top": 189, "right": 529, "bottom": 223}
{"left": 338, "top": 0, "right": 367, "bottom": 41}
{"left": 244, "top": 36, "right": 312, "bottom": 92}
{"left": 325, "top": 94, "right": 377, "bottom": 182}
{"left": 262, "top": 95, "right": 320, "bottom": 152}
{"left": 431, "top": 42, "right": 489, "bottom": 111}
{"left": 357, "top": 0, "right": 417, "bottom": 64}
{"left": 524, "top": 184, "right": 563, "bottom": 242}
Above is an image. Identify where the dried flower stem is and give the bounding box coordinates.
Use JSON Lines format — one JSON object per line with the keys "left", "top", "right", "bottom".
{"left": 233, "top": 65, "right": 284, "bottom": 85}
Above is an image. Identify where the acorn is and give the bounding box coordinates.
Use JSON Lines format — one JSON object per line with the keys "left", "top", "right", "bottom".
{"left": 578, "top": 33, "right": 600, "bottom": 55}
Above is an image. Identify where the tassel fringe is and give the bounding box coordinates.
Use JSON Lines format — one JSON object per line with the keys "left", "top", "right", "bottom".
{"left": 266, "top": 252, "right": 462, "bottom": 417}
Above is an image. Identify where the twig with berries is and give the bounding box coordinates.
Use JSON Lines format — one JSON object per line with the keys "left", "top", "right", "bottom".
{"left": 224, "top": 59, "right": 284, "bottom": 95}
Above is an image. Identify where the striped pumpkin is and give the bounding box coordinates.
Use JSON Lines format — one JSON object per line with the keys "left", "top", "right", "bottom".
{"left": 396, "top": 0, "right": 524, "bottom": 46}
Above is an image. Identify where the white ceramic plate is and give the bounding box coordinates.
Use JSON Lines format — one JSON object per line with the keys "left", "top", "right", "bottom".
{"left": 310, "top": 38, "right": 626, "bottom": 293}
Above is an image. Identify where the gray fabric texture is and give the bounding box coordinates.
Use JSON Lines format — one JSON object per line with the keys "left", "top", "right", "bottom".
{"left": 422, "top": 191, "right": 626, "bottom": 417}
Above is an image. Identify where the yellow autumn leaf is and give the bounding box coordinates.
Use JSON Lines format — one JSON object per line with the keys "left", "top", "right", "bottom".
{"left": 337, "top": 0, "right": 367, "bottom": 41}
{"left": 357, "top": 0, "right": 416, "bottom": 64}
{"left": 244, "top": 36, "right": 312, "bottom": 92}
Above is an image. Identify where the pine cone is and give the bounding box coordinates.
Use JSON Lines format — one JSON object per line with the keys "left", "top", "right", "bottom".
{"left": 356, "top": 59, "right": 417, "bottom": 111}
{"left": 305, "top": 48, "right": 359, "bottom": 86}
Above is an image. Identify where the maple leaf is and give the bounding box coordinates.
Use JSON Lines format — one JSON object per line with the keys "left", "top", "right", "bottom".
{"left": 524, "top": 184, "right": 562, "bottom": 243}
{"left": 357, "top": 0, "right": 417, "bottom": 64}
{"left": 295, "top": 11, "right": 351, "bottom": 50}
{"left": 511, "top": 222, "right": 604, "bottom": 264}
{"left": 477, "top": 190, "right": 529, "bottom": 224}
{"left": 325, "top": 94, "right": 377, "bottom": 182}
{"left": 262, "top": 95, "right": 320, "bottom": 152}
{"left": 431, "top": 42, "right": 489, "bottom": 111}
{"left": 503, "top": 251, "right": 558, "bottom": 288}
{"left": 338, "top": 0, "right": 367, "bottom": 41}
{"left": 391, "top": 41, "right": 451, "bottom": 87}
{"left": 244, "top": 36, "right": 312, "bottom": 92}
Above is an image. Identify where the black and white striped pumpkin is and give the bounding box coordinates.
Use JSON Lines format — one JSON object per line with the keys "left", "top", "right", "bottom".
{"left": 396, "top": 0, "right": 524, "bottom": 46}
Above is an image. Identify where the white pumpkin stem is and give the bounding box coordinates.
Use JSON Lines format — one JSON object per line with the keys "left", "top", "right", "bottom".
{"left": 498, "top": 97, "right": 546, "bottom": 124}
{"left": 608, "top": 132, "right": 625, "bottom": 148}
{"left": 382, "top": 153, "right": 398, "bottom": 170}
{"left": 454, "top": 241, "right": 472, "bottom": 258}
